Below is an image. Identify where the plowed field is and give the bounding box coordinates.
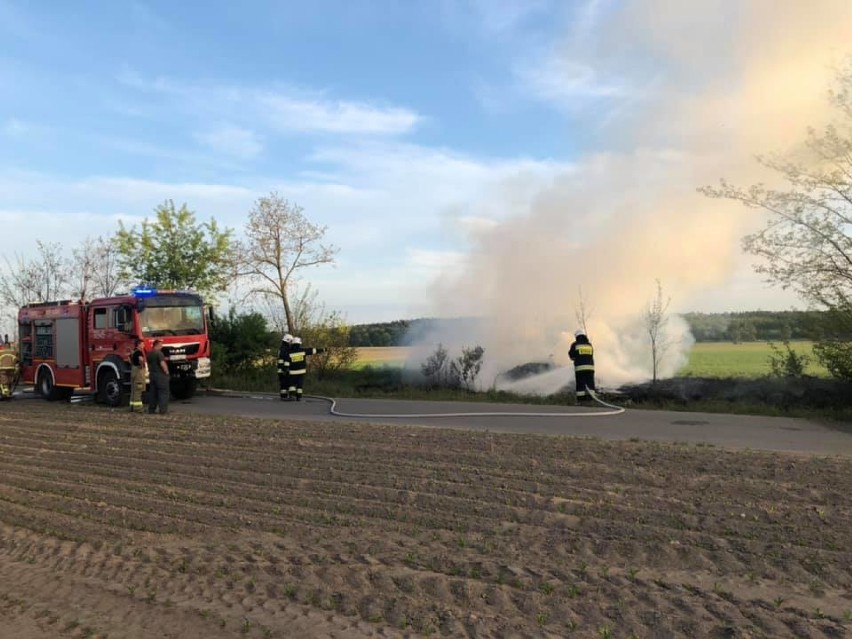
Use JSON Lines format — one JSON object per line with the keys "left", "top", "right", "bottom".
{"left": 0, "top": 402, "right": 850, "bottom": 638}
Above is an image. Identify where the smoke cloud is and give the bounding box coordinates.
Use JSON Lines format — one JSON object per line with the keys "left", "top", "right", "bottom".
{"left": 414, "top": 0, "right": 852, "bottom": 392}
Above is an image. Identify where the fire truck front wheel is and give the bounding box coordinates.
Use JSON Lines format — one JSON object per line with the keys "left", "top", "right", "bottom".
{"left": 97, "top": 369, "right": 127, "bottom": 407}
{"left": 170, "top": 378, "right": 197, "bottom": 400}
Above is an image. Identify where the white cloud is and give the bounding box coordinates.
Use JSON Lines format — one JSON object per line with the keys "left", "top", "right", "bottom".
{"left": 258, "top": 94, "right": 421, "bottom": 135}
{"left": 406, "top": 248, "right": 466, "bottom": 273}
{"left": 194, "top": 125, "right": 263, "bottom": 159}
{"left": 0, "top": 142, "right": 576, "bottom": 323}
{"left": 117, "top": 70, "right": 422, "bottom": 137}
{"left": 456, "top": 215, "right": 500, "bottom": 236}
{"left": 515, "top": 52, "right": 625, "bottom": 110}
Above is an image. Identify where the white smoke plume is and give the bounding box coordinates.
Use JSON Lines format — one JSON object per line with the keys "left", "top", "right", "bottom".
{"left": 411, "top": 0, "right": 852, "bottom": 392}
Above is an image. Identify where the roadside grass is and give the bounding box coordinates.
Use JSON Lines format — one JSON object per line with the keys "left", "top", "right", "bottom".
{"left": 205, "top": 342, "right": 849, "bottom": 419}
{"left": 209, "top": 364, "right": 579, "bottom": 406}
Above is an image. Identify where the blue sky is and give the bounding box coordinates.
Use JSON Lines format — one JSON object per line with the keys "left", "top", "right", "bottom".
{"left": 2, "top": 0, "right": 830, "bottom": 326}
{"left": 1, "top": 1, "right": 588, "bottom": 173}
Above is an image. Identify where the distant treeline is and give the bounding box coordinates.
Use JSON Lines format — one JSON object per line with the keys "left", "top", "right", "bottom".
{"left": 683, "top": 311, "right": 822, "bottom": 342}
{"left": 349, "top": 318, "right": 472, "bottom": 347}
{"left": 349, "top": 311, "right": 826, "bottom": 347}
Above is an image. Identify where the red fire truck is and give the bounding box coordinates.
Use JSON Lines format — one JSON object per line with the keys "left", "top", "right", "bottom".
{"left": 17, "top": 288, "right": 212, "bottom": 405}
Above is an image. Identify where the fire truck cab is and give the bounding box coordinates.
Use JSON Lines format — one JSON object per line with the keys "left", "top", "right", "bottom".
{"left": 18, "top": 289, "right": 211, "bottom": 406}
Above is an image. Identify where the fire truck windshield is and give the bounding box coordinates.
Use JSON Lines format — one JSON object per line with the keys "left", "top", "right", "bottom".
{"left": 139, "top": 296, "right": 205, "bottom": 337}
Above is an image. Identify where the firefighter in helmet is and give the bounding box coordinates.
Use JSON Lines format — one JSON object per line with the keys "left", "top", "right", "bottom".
{"left": 0, "top": 344, "right": 19, "bottom": 400}
{"left": 129, "top": 338, "right": 147, "bottom": 412}
{"left": 285, "top": 337, "right": 325, "bottom": 401}
{"left": 568, "top": 329, "right": 595, "bottom": 403}
{"left": 276, "top": 333, "right": 294, "bottom": 401}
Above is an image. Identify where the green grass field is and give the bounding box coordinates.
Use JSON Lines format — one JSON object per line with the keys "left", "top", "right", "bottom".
{"left": 352, "top": 346, "right": 412, "bottom": 369}
{"left": 355, "top": 342, "right": 828, "bottom": 379}
{"left": 678, "top": 341, "right": 827, "bottom": 378}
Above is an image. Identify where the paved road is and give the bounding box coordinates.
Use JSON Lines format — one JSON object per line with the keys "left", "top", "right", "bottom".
{"left": 168, "top": 392, "right": 852, "bottom": 456}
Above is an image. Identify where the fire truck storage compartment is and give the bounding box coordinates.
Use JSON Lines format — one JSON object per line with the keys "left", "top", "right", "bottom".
{"left": 19, "top": 322, "right": 32, "bottom": 366}
{"left": 56, "top": 318, "right": 80, "bottom": 368}
{"left": 35, "top": 322, "right": 54, "bottom": 359}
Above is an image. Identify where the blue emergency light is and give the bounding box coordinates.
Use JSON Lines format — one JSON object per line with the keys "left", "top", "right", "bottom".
{"left": 131, "top": 286, "right": 158, "bottom": 297}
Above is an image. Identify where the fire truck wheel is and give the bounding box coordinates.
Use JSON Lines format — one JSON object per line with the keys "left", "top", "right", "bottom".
{"left": 37, "top": 369, "right": 70, "bottom": 401}
{"left": 170, "top": 379, "right": 197, "bottom": 400}
{"left": 98, "top": 369, "right": 127, "bottom": 407}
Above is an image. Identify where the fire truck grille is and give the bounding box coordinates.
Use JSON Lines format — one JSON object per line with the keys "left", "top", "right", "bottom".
{"left": 162, "top": 343, "right": 200, "bottom": 358}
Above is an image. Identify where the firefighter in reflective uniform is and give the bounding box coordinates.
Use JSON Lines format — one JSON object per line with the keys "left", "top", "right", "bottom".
{"left": 276, "top": 334, "right": 294, "bottom": 401}
{"left": 286, "top": 337, "right": 325, "bottom": 401}
{"left": 0, "top": 344, "right": 19, "bottom": 400}
{"left": 129, "top": 338, "right": 147, "bottom": 412}
{"left": 568, "top": 329, "right": 595, "bottom": 402}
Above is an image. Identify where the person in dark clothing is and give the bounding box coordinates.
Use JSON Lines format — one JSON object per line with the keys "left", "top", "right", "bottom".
{"left": 129, "top": 338, "right": 147, "bottom": 412}
{"left": 285, "top": 337, "right": 325, "bottom": 401}
{"left": 277, "top": 333, "right": 293, "bottom": 401}
{"left": 146, "top": 339, "right": 170, "bottom": 414}
{"left": 568, "top": 329, "right": 595, "bottom": 403}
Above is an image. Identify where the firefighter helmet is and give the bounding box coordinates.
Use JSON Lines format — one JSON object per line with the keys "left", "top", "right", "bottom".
{"left": 574, "top": 329, "right": 585, "bottom": 337}
{"left": 292, "top": 337, "right": 302, "bottom": 345}
{"left": 282, "top": 333, "right": 293, "bottom": 343}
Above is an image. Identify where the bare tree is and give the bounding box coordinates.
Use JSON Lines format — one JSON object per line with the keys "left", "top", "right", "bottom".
{"left": 0, "top": 254, "right": 39, "bottom": 336}
{"left": 290, "top": 283, "right": 357, "bottom": 378}
{"left": 70, "top": 237, "right": 98, "bottom": 301}
{"left": 575, "top": 286, "right": 592, "bottom": 334}
{"left": 644, "top": 279, "right": 671, "bottom": 383}
{"left": 238, "top": 192, "right": 338, "bottom": 334}
{"left": 91, "top": 236, "right": 123, "bottom": 297}
{"left": 0, "top": 241, "right": 68, "bottom": 307}
{"left": 0, "top": 254, "right": 42, "bottom": 310}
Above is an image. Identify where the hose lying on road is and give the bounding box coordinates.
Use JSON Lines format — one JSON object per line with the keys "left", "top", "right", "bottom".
{"left": 306, "top": 388, "right": 625, "bottom": 419}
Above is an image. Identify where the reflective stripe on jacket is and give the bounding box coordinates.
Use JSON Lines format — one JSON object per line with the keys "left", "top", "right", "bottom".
{"left": 287, "top": 347, "right": 323, "bottom": 376}
{"left": 568, "top": 340, "right": 594, "bottom": 371}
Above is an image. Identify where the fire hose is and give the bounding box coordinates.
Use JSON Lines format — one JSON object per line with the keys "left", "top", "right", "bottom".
{"left": 305, "top": 387, "right": 625, "bottom": 419}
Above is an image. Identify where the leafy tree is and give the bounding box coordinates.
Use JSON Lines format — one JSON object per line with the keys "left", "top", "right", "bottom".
{"left": 701, "top": 59, "right": 852, "bottom": 378}
{"left": 812, "top": 305, "right": 852, "bottom": 381}
{"left": 768, "top": 340, "right": 810, "bottom": 378}
{"left": 115, "top": 200, "right": 235, "bottom": 298}
{"left": 420, "top": 343, "right": 484, "bottom": 389}
{"left": 208, "top": 308, "right": 277, "bottom": 372}
{"left": 238, "top": 192, "right": 338, "bottom": 334}
{"left": 728, "top": 318, "right": 758, "bottom": 343}
{"left": 450, "top": 345, "right": 485, "bottom": 390}
{"left": 421, "top": 343, "right": 451, "bottom": 388}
